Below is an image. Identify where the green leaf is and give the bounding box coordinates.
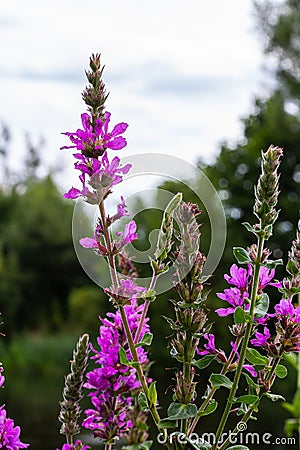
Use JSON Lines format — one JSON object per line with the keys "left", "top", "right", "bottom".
{"left": 227, "top": 447, "right": 250, "bottom": 450}
{"left": 210, "top": 374, "right": 233, "bottom": 389}
{"left": 185, "top": 437, "right": 212, "bottom": 450}
{"left": 236, "top": 394, "right": 259, "bottom": 405}
{"left": 201, "top": 400, "right": 218, "bottom": 416}
{"left": 166, "top": 402, "right": 197, "bottom": 420}
{"left": 138, "top": 392, "right": 148, "bottom": 411}
{"left": 234, "top": 307, "right": 247, "bottom": 324}
{"left": 243, "top": 373, "right": 259, "bottom": 392}
{"left": 157, "top": 418, "right": 177, "bottom": 428}
{"left": 233, "top": 247, "right": 251, "bottom": 264}
{"left": 147, "top": 382, "right": 157, "bottom": 407}
{"left": 285, "top": 418, "right": 298, "bottom": 437}
{"left": 265, "top": 393, "right": 285, "bottom": 402}
{"left": 162, "top": 315, "right": 180, "bottom": 331}
{"left": 246, "top": 348, "right": 268, "bottom": 366}
{"left": 165, "top": 192, "right": 183, "bottom": 215}
{"left": 193, "top": 354, "right": 216, "bottom": 369}
{"left": 122, "top": 442, "right": 153, "bottom": 450}
{"left": 135, "top": 332, "right": 153, "bottom": 348}
{"left": 242, "top": 222, "right": 257, "bottom": 235}
{"left": 262, "top": 259, "right": 283, "bottom": 269}
{"left": 282, "top": 402, "right": 296, "bottom": 415}
{"left": 284, "top": 352, "right": 297, "bottom": 369}
{"left": 119, "top": 347, "right": 130, "bottom": 365}
{"left": 275, "top": 364, "right": 288, "bottom": 379}
{"left": 254, "top": 293, "right": 269, "bottom": 318}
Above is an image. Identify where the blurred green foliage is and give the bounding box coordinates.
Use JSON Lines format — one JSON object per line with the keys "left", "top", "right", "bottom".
{"left": 0, "top": 1, "right": 300, "bottom": 448}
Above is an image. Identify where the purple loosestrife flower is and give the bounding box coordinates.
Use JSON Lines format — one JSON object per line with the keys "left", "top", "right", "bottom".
{"left": 57, "top": 440, "right": 90, "bottom": 450}
{"left": 61, "top": 112, "right": 128, "bottom": 154}
{"left": 217, "top": 264, "right": 280, "bottom": 317}
{"left": 216, "top": 288, "right": 248, "bottom": 317}
{"left": 0, "top": 405, "right": 29, "bottom": 449}
{"left": 79, "top": 224, "right": 108, "bottom": 255}
{"left": 115, "top": 220, "right": 138, "bottom": 251}
{"left": 250, "top": 327, "right": 271, "bottom": 348}
{"left": 83, "top": 299, "right": 150, "bottom": 442}
{"left": 274, "top": 298, "right": 300, "bottom": 321}
{"left": 197, "top": 334, "right": 216, "bottom": 356}
{"left": 224, "top": 264, "right": 249, "bottom": 292}
{"left": 197, "top": 334, "right": 226, "bottom": 362}
{"left": 64, "top": 152, "right": 131, "bottom": 203}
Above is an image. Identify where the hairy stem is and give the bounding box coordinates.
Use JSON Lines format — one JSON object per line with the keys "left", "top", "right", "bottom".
{"left": 99, "top": 201, "right": 119, "bottom": 289}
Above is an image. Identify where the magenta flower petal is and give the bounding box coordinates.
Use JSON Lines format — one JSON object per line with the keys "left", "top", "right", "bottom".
{"left": 215, "top": 307, "right": 236, "bottom": 317}
{"left": 63, "top": 187, "right": 82, "bottom": 199}
{"left": 111, "top": 122, "right": 128, "bottom": 136}
{"left": 79, "top": 237, "right": 98, "bottom": 248}
{"left": 107, "top": 136, "right": 127, "bottom": 150}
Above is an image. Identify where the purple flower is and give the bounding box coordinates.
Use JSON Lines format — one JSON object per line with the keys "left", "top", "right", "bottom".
{"left": 0, "top": 405, "right": 29, "bottom": 449}
{"left": 197, "top": 334, "right": 216, "bottom": 355}
{"left": 65, "top": 152, "right": 131, "bottom": 204}
{"left": 79, "top": 224, "right": 107, "bottom": 255}
{"left": 107, "top": 196, "right": 129, "bottom": 224}
{"left": 83, "top": 298, "right": 150, "bottom": 442}
{"left": 61, "top": 112, "right": 128, "bottom": 154}
{"left": 115, "top": 220, "right": 138, "bottom": 250}
{"left": 216, "top": 288, "right": 248, "bottom": 316}
{"left": 250, "top": 327, "right": 271, "bottom": 347}
{"left": 57, "top": 440, "right": 90, "bottom": 450}
{"left": 224, "top": 264, "right": 249, "bottom": 292}
{"left": 274, "top": 298, "right": 297, "bottom": 318}
{"left": 258, "top": 266, "right": 279, "bottom": 291}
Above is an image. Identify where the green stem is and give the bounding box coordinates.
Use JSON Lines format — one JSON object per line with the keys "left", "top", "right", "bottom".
{"left": 119, "top": 305, "right": 162, "bottom": 427}
{"left": 188, "top": 334, "right": 244, "bottom": 436}
{"left": 213, "top": 236, "right": 264, "bottom": 449}
{"left": 181, "top": 329, "right": 193, "bottom": 434}
{"left": 99, "top": 202, "right": 119, "bottom": 289}
{"left": 134, "top": 270, "right": 158, "bottom": 345}
{"left": 219, "top": 355, "right": 281, "bottom": 450}
{"left": 66, "top": 435, "right": 73, "bottom": 446}
{"left": 104, "top": 444, "right": 113, "bottom": 450}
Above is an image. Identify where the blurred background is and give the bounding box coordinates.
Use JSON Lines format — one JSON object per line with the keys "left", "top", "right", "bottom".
{"left": 1, "top": 0, "right": 300, "bottom": 448}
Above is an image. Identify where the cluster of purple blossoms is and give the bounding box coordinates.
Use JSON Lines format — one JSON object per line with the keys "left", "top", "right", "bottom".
{"left": 62, "top": 112, "right": 130, "bottom": 204}
{"left": 61, "top": 112, "right": 128, "bottom": 155}
{"left": 251, "top": 298, "right": 300, "bottom": 354}
{"left": 0, "top": 405, "right": 29, "bottom": 449}
{"left": 0, "top": 366, "right": 29, "bottom": 450}
{"left": 82, "top": 286, "right": 150, "bottom": 443}
{"left": 216, "top": 264, "right": 280, "bottom": 317}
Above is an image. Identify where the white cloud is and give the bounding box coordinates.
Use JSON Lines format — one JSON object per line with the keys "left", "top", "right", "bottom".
{"left": 0, "top": 0, "right": 265, "bottom": 192}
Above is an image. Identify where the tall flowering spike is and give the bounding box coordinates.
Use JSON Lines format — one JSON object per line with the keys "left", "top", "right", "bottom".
{"left": 82, "top": 53, "right": 108, "bottom": 124}
{"left": 59, "top": 334, "right": 90, "bottom": 438}
{"left": 282, "top": 219, "right": 300, "bottom": 298}
{"left": 254, "top": 145, "right": 283, "bottom": 237}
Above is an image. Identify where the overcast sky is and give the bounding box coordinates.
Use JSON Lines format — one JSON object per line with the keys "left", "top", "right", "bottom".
{"left": 0, "top": 0, "right": 269, "bottom": 192}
